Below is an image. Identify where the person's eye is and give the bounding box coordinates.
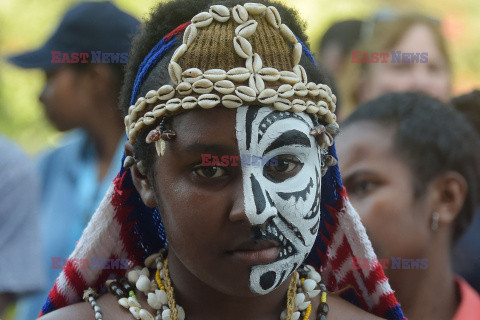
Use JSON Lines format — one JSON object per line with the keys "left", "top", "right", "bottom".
{"left": 349, "top": 180, "right": 377, "bottom": 196}
{"left": 193, "top": 165, "right": 227, "bottom": 178}
{"left": 263, "top": 155, "right": 303, "bottom": 182}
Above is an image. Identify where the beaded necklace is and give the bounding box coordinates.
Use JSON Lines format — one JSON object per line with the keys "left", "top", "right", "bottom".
{"left": 84, "top": 250, "right": 329, "bottom": 320}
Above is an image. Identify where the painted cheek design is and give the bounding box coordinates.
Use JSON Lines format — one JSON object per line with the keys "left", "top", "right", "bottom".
{"left": 236, "top": 106, "right": 322, "bottom": 295}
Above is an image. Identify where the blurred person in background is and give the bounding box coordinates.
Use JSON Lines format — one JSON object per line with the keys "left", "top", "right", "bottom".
{"left": 337, "top": 92, "right": 480, "bottom": 319}
{"left": 0, "top": 135, "right": 43, "bottom": 318}
{"left": 451, "top": 89, "right": 480, "bottom": 293}
{"left": 340, "top": 13, "right": 451, "bottom": 118}
{"left": 315, "top": 19, "right": 363, "bottom": 121}
{"left": 6, "top": 2, "right": 139, "bottom": 319}
{"left": 316, "top": 19, "right": 363, "bottom": 83}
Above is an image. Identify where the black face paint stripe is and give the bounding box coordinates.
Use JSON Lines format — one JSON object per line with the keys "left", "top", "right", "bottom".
{"left": 263, "top": 129, "right": 311, "bottom": 155}
{"left": 289, "top": 263, "right": 298, "bottom": 277}
{"left": 260, "top": 271, "right": 276, "bottom": 290}
{"left": 310, "top": 218, "right": 320, "bottom": 235}
{"left": 258, "top": 111, "right": 309, "bottom": 142}
{"left": 304, "top": 168, "right": 321, "bottom": 220}
{"left": 277, "top": 212, "right": 306, "bottom": 246}
{"left": 277, "top": 177, "right": 314, "bottom": 202}
{"left": 250, "top": 174, "right": 266, "bottom": 214}
{"left": 245, "top": 107, "right": 259, "bottom": 150}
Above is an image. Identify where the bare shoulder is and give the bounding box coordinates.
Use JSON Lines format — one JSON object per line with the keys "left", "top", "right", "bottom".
{"left": 38, "top": 292, "right": 131, "bottom": 320}
{"left": 312, "top": 293, "right": 385, "bottom": 320}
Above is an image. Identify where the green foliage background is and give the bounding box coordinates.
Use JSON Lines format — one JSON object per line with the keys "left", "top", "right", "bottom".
{"left": 1, "top": 0, "right": 479, "bottom": 154}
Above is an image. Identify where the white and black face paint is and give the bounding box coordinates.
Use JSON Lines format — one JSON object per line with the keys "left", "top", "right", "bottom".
{"left": 236, "top": 106, "right": 323, "bottom": 295}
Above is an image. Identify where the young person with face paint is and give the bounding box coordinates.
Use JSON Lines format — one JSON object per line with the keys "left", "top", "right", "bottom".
{"left": 337, "top": 93, "right": 480, "bottom": 320}
{"left": 37, "top": 1, "right": 406, "bottom": 319}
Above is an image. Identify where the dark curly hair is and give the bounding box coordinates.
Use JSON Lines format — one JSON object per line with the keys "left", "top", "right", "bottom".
{"left": 118, "top": 0, "right": 335, "bottom": 173}
{"left": 342, "top": 92, "right": 480, "bottom": 243}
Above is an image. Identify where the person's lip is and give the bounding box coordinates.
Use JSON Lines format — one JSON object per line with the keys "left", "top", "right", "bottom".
{"left": 227, "top": 240, "right": 280, "bottom": 265}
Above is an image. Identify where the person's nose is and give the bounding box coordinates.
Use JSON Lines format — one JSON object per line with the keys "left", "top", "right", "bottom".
{"left": 409, "top": 65, "right": 431, "bottom": 94}
{"left": 39, "top": 81, "right": 51, "bottom": 105}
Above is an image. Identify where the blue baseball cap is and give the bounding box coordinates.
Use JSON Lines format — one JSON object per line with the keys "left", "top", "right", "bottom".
{"left": 7, "top": 1, "right": 140, "bottom": 70}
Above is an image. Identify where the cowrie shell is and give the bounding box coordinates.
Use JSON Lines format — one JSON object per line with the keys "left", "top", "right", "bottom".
{"left": 331, "top": 93, "right": 337, "bottom": 105}
{"left": 235, "top": 86, "right": 256, "bottom": 102}
{"left": 307, "top": 82, "right": 320, "bottom": 96}
{"left": 244, "top": 3, "right": 266, "bottom": 15}
{"left": 306, "top": 100, "right": 318, "bottom": 113}
{"left": 265, "top": 6, "right": 281, "bottom": 28}
{"left": 273, "top": 97, "right": 291, "bottom": 111}
{"left": 232, "top": 5, "right": 249, "bottom": 24}
{"left": 204, "top": 69, "right": 227, "bottom": 82}
{"left": 192, "top": 11, "right": 213, "bottom": 28}
{"left": 258, "top": 88, "right": 278, "bottom": 104}
{"left": 317, "top": 103, "right": 329, "bottom": 115}
{"left": 129, "top": 306, "right": 141, "bottom": 318}
{"left": 279, "top": 24, "right": 297, "bottom": 44}
{"left": 293, "top": 82, "right": 308, "bottom": 96}
{"left": 181, "top": 96, "right": 197, "bottom": 109}
{"left": 277, "top": 84, "right": 294, "bottom": 98}
{"left": 293, "top": 65, "right": 308, "bottom": 84}
{"left": 318, "top": 83, "right": 332, "bottom": 95}
{"left": 318, "top": 89, "right": 333, "bottom": 105}
{"left": 291, "top": 99, "right": 307, "bottom": 112}
{"left": 246, "top": 53, "right": 262, "bottom": 73}
{"left": 198, "top": 94, "right": 220, "bottom": 109}
{"left": 258, "top": 67, "right": 280, "bottom": 81}
{"left": 222, "top": 94, "right": 243, "bottom": 108}
{"left": 139, "top": 309, "right": 154, "bottom": 320}
{"left": 145, "top": 90, "right": 158, "bottom": 104}
{"left": 183, "top": 24, "right": 197, "bottom": 47}
{"left": 143, "top": 112, "right": 155, "bottom": 125}
{"left": 118, "top": 297, "right": 129, "bottom": 309}
{"left": 235, "top": 20, "right": 258, "bottom": 38}
{"left": 135, "top": 99, "right": 147, "bottom": 112}
{"left": 177, "top": 82, "right": 192, "bottom": 95}
{"left": 168, "top": 61, "right": 182, "bottom": 85}
{"left": 156, "top": 139, "right": 166, "bottom": 157}
{"left": 192, "top": 78, "right": 214, "bottom": 94}
{"left": 324, "top": 111, "right": 336, "bottom": 125}
{"left": 152, "top": 105, "right": 166, "bottom": 118}
{"left": 166, "top": 98, "right": 182, "bottom": 112}
{"left": 209, "top": 5, "right": 230, "bottom": 22}
{"left": 233, "top": 36, "right": 253, "bottom": 59}
{"left": 182, "top": 68, "right": 203, "bottom": 83}
{"left": 214, "top": 80, "right": 235, "bottom": 94}
{"left": 227, "top": 67, "right": 250, "bottom": 82}
{"left": 249, "top": 74, "right": 265, "bottom": 94}
{"left": 172, "top": 44, "right": 187, "bottom": 62}
{"left": 157, "top": 85, "right": 175, "bottom": 100}
{"left": 280, "top": 70, "right": 300, "bottom": 84}
{"left": 124, "top": 115, "right": 130, "bottom": 127}
{"left": 292, "top": 43, "right": 303, "bottom": 65}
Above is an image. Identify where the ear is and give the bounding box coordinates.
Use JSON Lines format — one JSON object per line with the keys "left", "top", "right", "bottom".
{"left": 431, "top": 171, "right": 468, "bottom": 226}
{"left": 125, "top": 141, "right": 157, "bottom": 208}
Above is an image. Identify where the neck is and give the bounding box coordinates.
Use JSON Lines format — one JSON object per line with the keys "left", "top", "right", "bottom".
{"left": 387, "top": 232, "right": 458, "bottom": 320}
{"left": 83, "top": 102, "right": 124, "bottom": 181}
{"left": 167, "top": 252, "right": 290, "bottom": 320}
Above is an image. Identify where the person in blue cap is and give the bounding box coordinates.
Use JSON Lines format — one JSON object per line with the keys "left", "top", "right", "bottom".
{"left": 7, "top": 2, "right": 139, "bottom": 319}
